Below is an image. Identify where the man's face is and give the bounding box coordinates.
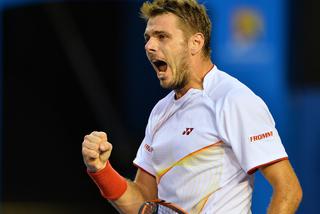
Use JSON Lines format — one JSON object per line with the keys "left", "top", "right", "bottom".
{"left": 144, "top": 13, "right": 191, "bottom": 90}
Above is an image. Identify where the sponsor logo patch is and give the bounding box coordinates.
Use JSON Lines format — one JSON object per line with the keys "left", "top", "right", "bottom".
{"left": 250, "top": 131, "right": 273, "bottom": 143}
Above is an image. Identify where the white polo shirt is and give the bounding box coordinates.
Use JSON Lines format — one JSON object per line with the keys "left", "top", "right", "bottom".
{"left": 133, "top": 66, "right": 288, "bottom": 213}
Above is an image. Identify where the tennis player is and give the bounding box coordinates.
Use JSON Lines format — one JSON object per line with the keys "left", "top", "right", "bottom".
{"left": 82, "top": 0, "right": 302, "bottom": 213}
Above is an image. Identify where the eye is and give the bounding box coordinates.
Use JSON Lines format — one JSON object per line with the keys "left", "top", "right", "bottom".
{"left": 158, "top": 34, "right": 167, "bottom": 41}
{"left": 144, "top": 37, "right": 149, "bottom": 43}
{"left": 144, "top": 34, "right": 150, "bottom": 43}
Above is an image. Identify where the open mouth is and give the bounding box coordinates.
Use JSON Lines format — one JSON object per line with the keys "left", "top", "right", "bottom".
{"left": 153, "top": 60, "right": 168, "bottom": 72}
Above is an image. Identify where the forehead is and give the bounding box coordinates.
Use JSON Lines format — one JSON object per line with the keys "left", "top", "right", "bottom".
{"left": 145, "top": 13, "right": 182, "bottom": 34}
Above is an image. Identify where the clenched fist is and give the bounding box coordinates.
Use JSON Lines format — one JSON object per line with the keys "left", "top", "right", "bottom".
{"left": 82, "top": 131, "right": 112, "bottom": 172}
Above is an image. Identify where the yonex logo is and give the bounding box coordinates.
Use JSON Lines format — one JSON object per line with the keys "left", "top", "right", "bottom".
{"left": 144, "top": 144, "right": 153, "bottom": 153}
{"left": 182, "top": 128, "right": 194, "bottom": 135}
{"left": 250, "top": 131, "right": 273, "bottom": 142}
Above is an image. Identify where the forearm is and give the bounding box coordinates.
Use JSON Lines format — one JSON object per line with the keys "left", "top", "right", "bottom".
{"left": 267, "top": 183, "right": 302, "bottom": 214}
{"left": 110, "top": 180, "right": 150, "bottom": 214}
{"left": 260, "top": 160, "right": 302, "bottom": 214}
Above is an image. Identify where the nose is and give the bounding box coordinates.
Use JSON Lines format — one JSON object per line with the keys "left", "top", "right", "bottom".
{"left": 145, "top": 37, "right": 157, "bottom": 54}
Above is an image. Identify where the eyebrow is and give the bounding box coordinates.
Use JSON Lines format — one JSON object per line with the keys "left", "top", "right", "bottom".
{"left": 144, "top": 30, "right": 170, "bottom": 38}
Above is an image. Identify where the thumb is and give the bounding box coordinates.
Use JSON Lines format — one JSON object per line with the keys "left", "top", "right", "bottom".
{"left": 99, "top": 143, "right": 106, "bottom": 152}
{"left": 99, "top": 141, "right": 110, "bottom": 152}
{"left": 99, "top": 142, "right": 112, "bottom": 161}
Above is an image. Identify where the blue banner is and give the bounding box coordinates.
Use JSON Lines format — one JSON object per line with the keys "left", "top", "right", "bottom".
{"left": 206, "top": 0, "right": 290, "bottom": 213}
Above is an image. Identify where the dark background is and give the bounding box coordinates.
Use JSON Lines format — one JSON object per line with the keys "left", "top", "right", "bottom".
{"left": 288, "top": 0, "right": 320, "bottom": 87}
{"left": 1, "top": 0, "right": 320, "bottom": 213}
{"left": 2, "top": 2, "right": 161, "bottom": 213}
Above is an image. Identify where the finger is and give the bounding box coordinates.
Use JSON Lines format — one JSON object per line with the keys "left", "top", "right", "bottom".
{"left": 84, "top": 134, "right": 101, "bottom": 144}
{"left": 92, "top": 131, "right": 107, "bottom": 140}
{"left": 82, "top": 139, "right": 99, "bottom": 151}
{"left": 82, "top": 147, "right": 99, "bottom": 159}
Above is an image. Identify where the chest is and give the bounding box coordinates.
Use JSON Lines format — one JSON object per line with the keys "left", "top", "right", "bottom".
{"left": 150, "top": 101, "right": 221, "bottom": 174}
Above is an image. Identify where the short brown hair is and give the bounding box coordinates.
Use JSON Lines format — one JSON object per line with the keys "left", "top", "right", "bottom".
{"left": 141, "top": 0, "right": 212, "bottom": 57}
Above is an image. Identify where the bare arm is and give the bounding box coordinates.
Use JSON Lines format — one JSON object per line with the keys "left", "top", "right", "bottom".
{"left": 111, "top": 169, "right": 158, "bottom": 214}
{"left": 260, "top": 159, "right": 302, "bottom": 214}
{"left": 82, "top": 131, "right": 157, "bottom": 214}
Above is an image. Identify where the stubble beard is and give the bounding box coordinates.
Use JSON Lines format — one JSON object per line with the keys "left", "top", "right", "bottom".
{"left": 162, "top": 50, "right": 190, "bottom": 91}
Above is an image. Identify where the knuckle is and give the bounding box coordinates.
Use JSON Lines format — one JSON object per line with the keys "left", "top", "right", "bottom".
{"left": 91, "top": 131, "right": 100, "bottom": 136}
{"left": 82, "top": 140, "right": 90, "bottom": 148}
{"left": 82, "top": 139, "right": 88, "bottom": 145}
{"left": 82, "top": 147, "right": 89, "bottom": 156}
{"left": 84, "top": 135, "right": 91, "bottom": 141}
{"left": 102, "top": 132, "right": 107, "bottom": 138}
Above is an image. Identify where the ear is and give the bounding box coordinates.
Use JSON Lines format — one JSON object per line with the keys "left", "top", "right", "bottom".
{"left": 189, "top": 33, "right": 205, "bottom": 56}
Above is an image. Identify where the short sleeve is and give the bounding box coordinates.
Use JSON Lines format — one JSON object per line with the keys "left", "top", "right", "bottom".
{"left": 217, "top": 89, "right": 288, "bottom": 174}
{"left": 133, "top": 118, "right": 156, "bottom": 176}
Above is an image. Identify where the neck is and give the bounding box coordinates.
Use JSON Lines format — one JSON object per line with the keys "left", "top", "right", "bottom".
{"left": 174, "top": 58, "right": 214, "bottom": 99}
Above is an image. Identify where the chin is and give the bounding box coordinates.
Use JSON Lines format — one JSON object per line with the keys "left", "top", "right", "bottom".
{"left": 160, "top": 83, "right": 169, "bottom": 89}
{"left": 159, "top": 81, "right": 172, "bottom": 89}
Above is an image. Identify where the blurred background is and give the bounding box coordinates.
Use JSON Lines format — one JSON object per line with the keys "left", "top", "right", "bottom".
{"left": 0, "top": 0, "right": 318, "bottom": 213}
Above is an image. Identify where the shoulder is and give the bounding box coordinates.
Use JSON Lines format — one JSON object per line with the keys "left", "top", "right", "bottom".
{"left": 204, "top": 67, "right": 270, "bottom": 119}
{"left": 216, "top": 82, "right": 273, "bottom": 126}
{"left": 223, "top": 87, "right": 260, "bottom": 108}
{"left": 204, "top": 66, "right": 260, "bottom": 105}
